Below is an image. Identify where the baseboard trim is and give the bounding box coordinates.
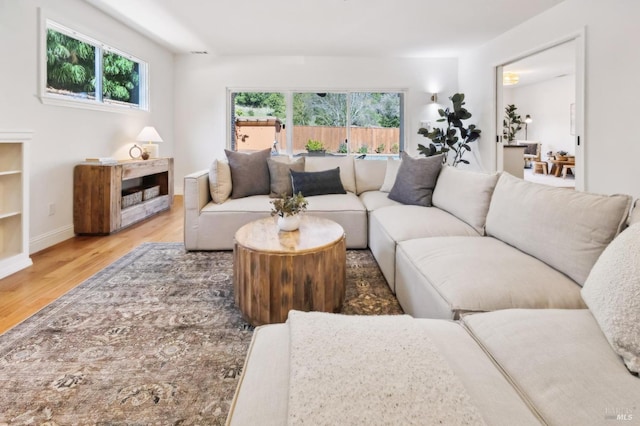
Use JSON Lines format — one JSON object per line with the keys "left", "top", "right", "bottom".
{"left": 30, "top": 224, "right": 75, "bottom": 254}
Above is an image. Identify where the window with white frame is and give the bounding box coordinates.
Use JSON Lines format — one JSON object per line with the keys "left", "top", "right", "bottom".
{"left": 229, "top": 90, "right": 404, "bottom": 157}
{"left": 43, "top": 20, "right": 148, "bottom": 110}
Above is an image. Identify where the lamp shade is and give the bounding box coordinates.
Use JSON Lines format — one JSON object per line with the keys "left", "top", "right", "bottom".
{"left": 524, "top": 114, "right": 533, "bottom": 124}
{"left": 136, "top": 126, "right": 163, "bottom": 143}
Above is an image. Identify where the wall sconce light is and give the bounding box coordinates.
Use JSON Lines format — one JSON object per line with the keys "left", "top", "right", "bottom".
{"left": 524, "top": 114, "right": 533, "bottom": 139}
{"left": 430, "top": 93, "right": 438, "bottom": 103}
{"left": 136, "top": 126, "right": 163, "bottom": 159}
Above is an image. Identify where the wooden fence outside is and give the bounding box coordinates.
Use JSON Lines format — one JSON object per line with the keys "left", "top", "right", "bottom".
{"left": 235, "top": 125, "right": 400, "bottom": 154}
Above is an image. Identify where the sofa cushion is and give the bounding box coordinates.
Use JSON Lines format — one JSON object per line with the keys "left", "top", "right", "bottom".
{"left": 354, "top": 158, "right": 386, "bottom": 194}
{"left": 358, "top": 191, "right": 402, "bottom": 212}
{"left": 305, "top": 156, "right": 356, "bottom": 193}
{"left": 229, "top": 320, "right": 540, "bottom": 426}
{"left": 395, "top": 236, "right": 585, "bottom": 319}
{"left": 432, "top": 166, "right": 499, "bottom": 235}
{"left": 379, "top": 158, "right": 401, "bottom": 192}
{"left": 225, "top": 148, "right": 272, "bottom": 198}
{"left": 581, "top": 223, "right": 640, "bottom": 374}
{"left": 267, "top": 157, "right": 305, "bottom": 197}
{"left": 485, "top": 173, "right": 632, "bottom": 285}
{"left": 369, "top": 205, "right": 479, "bottom": 291}
{"left": 208, "top": 159, "right": 232, "bottom": 204}
{"left": 291, "top": 168, "right": 346, "bottom": 197}
{"left": 388, "top": 152, "right": 442, "bottom": 206}
{"left": 463, "top": 309, "right": 640, "bottom": 425}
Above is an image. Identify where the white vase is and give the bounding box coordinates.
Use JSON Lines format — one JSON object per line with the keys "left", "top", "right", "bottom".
{"left": 277, "top": 214, "right": 301, "bottom": 231}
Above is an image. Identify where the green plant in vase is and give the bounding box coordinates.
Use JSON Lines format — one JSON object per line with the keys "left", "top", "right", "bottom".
{"left": 270, "top": 192, "right": 308, "bottom": 231}
{"left": 503, "top": 104, "right": 522, "bottom": 144}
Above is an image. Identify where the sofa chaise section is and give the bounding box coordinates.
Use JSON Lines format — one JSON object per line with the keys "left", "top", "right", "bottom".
{"left": 228, "top": 316, "right": 541, "bottom": 426}
{"left": 393, "top": 173, "right": 631, "bottom": 319}
{"left": 462, "top": 309, "right": 640, "bottom": 425}
{"left": 395, "top": 236, "right": 586, "bottom": 319}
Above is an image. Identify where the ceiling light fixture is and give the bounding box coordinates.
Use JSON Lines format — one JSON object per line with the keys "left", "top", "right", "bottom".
{"left": 503, "top": 72, "right": 520, "bottom": 86}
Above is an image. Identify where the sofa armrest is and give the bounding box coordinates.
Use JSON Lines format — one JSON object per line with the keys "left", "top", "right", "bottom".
{"left": 184, "top": 170, "right": 211, "bottom": 250}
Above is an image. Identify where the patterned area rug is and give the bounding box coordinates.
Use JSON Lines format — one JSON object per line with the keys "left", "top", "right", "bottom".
{"left": 0, "top": 243, "right": 402, "bottom": 425}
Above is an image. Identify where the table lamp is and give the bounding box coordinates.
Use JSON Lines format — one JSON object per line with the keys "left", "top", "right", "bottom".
{"left": 136, "top": 126, "right": 163, "bottom": 159}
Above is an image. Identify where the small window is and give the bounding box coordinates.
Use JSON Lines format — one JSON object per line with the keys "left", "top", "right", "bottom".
{"left": 43, "top": 20, "right": 148, "bottom": 111}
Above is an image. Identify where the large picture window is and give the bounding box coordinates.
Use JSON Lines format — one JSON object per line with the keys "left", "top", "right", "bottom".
{"left": 42, "top": 20, "right": 148, "bottom": 110}
{"left": 230, "top": 90, "right": 403, "bottom": 157}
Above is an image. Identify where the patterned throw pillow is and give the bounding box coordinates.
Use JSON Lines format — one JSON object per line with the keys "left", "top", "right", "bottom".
{"left": 290, "top": 167, "right": 346, "bottom": 197}
{"left": 388, "top": 152, "right": 443, "bottom": 206}
{"left": 225, "top": 148, "right": 271, "bottom": 199}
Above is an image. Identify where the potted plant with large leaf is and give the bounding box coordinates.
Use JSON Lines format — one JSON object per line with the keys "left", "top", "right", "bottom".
{"left": 417, "top": 93, "right": 481, "bottom": 166}
{"left": 503, "top": 104, "right": 522, "bottom": 144}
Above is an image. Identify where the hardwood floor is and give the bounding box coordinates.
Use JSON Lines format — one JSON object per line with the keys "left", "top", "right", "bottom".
{"left": 0, "top": 196, "right": 184, "bottom": 335}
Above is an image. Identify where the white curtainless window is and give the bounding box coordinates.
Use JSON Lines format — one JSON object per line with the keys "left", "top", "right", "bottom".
{"left": 41, "top": 20, "right": 148, "bottom": 111}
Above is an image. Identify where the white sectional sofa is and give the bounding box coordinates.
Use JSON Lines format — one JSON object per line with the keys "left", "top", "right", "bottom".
{"left": 184, "top": 154, "right": 639, "bottom": 425}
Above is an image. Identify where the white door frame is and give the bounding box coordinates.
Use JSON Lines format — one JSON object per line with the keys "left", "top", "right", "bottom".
{"left": 494, "top": 30, "right": 586, "bottom": 191}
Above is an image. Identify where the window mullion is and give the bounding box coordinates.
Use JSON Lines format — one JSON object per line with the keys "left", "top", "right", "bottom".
{"left": 345, "top": 92, "right": 351, "bottom": 154}
{"left": 95, "top": 47, "right": 103, "bottom": 103}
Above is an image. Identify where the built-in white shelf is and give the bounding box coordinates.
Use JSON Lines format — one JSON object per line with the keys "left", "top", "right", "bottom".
{"left": 0, "top": 131, "right": 32, "bottom": 279}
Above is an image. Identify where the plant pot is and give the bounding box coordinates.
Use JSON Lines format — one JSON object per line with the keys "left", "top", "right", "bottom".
{"left": 277, "top": 214, "right": 301, "bottom": 232}
{"left": 306, "top": 150, "right": 326, "bottom": 157}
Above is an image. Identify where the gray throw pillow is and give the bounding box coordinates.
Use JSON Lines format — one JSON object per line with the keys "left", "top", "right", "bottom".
{"left": 267, "top": 157, "right": 305, "bottom": 197}
{"left": 388, "top": 152, "right": 443, "bottom": 206}
{"left": 225, "top": 148, "right": 271, "bottom": 198}
{"left": 291, "top": 167, "right": 346, "bottom": 197}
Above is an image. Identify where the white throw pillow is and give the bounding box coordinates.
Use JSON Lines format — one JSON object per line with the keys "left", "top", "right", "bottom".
{"left": 208, "top": 159, "right": 232, "bottom": 204}
{"left": 581, "top": 223, "right": 640, "bottom": 374}
{"left": 432, "top": 166, "right": 499, "bottom": 235}
{"left": 379, "top": 158, "right": 401, "bottom": 193}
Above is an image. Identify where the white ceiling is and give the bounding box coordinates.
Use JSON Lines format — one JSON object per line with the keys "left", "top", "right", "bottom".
{"left": 504, "top": 40, "right": 576, "bottom": 87}
{"left": 85, "top": 0, "right": 565, "bottom": 57}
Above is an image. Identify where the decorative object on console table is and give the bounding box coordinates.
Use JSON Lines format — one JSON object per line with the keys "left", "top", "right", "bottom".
{"left": 73, "top": 158, "right": 173, "bottom": 234}
{"left": 270, "top": 192, "right": 308, "bottom": 232}
{"left": 136, "top": 126, "right": 163, "bottom": 159}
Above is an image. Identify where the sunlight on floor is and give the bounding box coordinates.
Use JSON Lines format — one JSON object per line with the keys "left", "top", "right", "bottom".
{"left": 523, "top": 167, "right": 575, "bottom": 188}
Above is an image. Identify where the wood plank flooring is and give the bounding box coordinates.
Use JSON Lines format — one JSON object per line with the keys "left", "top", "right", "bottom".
{"left": 0, "top": 196, "right": 184, "bottom": 335}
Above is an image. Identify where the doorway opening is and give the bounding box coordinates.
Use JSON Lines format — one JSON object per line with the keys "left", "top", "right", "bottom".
{"left": 496, "top": 36, "right": 584, "bottom": 189}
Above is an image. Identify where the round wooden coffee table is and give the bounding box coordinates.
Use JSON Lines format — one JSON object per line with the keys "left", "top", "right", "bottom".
{"left": 233, "top": 215, "right": 346, "bottom": 326}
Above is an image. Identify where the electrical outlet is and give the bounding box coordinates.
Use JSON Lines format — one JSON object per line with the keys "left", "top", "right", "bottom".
{"left": 48, "top": 203, "right": 55, "bottom": 216}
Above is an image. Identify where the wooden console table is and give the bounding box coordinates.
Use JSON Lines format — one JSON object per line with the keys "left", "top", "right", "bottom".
{"left": 234, "top": 215, "right": 346, "bottom": 326}
{"left": 73, "top": 158, "right": 173, "bottom": 234}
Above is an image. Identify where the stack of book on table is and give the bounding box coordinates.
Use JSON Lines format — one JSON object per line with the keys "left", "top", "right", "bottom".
{"left": 84, "top": 157, "right": 118, "bottom": 165}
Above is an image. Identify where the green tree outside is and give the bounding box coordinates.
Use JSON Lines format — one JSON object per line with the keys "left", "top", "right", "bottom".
{"left": 46, "top": 29, "right": 139, "bottom": 104}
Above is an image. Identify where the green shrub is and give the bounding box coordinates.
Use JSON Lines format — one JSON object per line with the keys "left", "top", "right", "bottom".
{"left": 305, "top": 139, "right": 325, "bottom": 152}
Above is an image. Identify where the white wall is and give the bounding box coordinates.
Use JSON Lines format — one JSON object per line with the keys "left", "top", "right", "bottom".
{"left": 459, "top": 0, "right": 640, "bottom": 197}
{"left": 173, "top": 55, "right": 458, "bottom": 193}
{"left": 504, "top": 74, "right": 575, "bottom": 158}
{"left": 0, "top": 0, "right": 174, "bottom": 252}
